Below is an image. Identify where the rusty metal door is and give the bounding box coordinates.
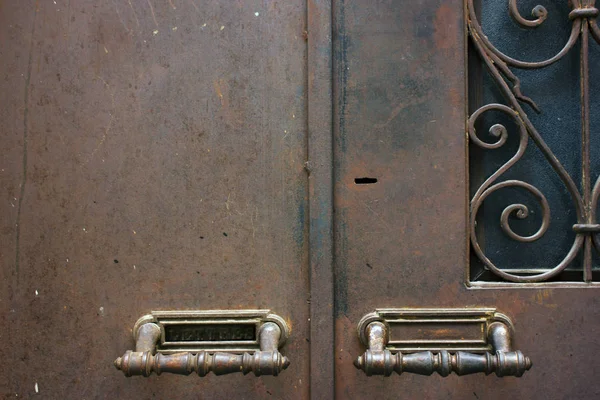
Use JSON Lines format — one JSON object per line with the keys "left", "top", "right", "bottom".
{"left": 333, "top": 0, "right": 600, "bottom": 399}
{"left": 1, "top": 1, "right": 312, "bottom": 398}
{"left": 3, "top": 0, "right": 600, "bottom": 399}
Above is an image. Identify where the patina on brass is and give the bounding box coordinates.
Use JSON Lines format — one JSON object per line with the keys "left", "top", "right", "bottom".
{"left": 115, "top": 310, "right": 290, "bottom": 377}
{"left": 354, "top": 308, "right": 531, "bottom": 377}
{"left": 130, "top": 309, "right": 289, "bottom": 354}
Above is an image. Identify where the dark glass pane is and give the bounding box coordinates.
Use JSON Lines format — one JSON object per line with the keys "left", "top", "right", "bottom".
{"left": 469, "top": 1, "right": 600, "bottom": 282}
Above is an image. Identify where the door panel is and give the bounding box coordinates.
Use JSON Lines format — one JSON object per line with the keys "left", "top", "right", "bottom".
{"left": 333, "top": 0, "right": 600, "bottom": 398}
{"left": 1, "top": 1, "right": 309, "bottom": 398}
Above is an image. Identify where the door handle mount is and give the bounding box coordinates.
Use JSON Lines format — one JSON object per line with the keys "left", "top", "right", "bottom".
{"left": 354, "top": 308, "right": 532, "bottom": 377}
{"left": 114, "top": 309, "right": 290, "bottom": 377}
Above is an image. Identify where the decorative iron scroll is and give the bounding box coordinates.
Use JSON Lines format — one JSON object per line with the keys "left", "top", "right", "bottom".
{"left": 468, "top": 0, "right": 600, "bottom": 282}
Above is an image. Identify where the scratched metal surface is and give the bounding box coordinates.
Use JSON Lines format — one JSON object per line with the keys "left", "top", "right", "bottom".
{"left": 0, "top": 0, "right": 309, "bottom": 398}
{"left": 333, "top": 0, "right": 600, "bottom": 398}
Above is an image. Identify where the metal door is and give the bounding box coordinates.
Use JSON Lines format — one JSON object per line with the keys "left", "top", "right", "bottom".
{"left": 2, "top": 1, "right": 600, "bottom": 399}
{"left": 1, "top": 1, "right": 310, "bottom": 398}
{"left": 332, "top": 0, "right": 600, "bottom": 399}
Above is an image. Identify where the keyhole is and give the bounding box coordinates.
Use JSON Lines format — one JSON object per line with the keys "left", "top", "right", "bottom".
{"left": 354, "top": 177, "right": 378, "bottom": 185}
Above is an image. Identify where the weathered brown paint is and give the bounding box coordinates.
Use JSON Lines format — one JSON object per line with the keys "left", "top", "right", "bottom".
{"left": 333, "top": 0, "right": 600, "bottom": 398}
{"left": 307, "top": 0, "right": 335, "bottom": 397}
{"left": 1, "top": 0, "right": 309, "bottom": 398}
{"left": 3, "top": 0, "right": 600, "bottom": 398}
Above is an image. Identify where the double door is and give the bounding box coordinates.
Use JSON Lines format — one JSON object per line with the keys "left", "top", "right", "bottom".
{"left": 2, "top": 0, "right": 599, "bottom": 398}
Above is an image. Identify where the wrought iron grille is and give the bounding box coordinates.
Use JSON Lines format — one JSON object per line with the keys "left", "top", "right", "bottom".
{"left": 468, "top": 0, "right": 600, "bottom": 283}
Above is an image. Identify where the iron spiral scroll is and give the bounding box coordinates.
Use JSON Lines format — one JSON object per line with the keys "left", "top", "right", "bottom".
{"left": 468, "top": 0, "right": 600, "bottom": 282}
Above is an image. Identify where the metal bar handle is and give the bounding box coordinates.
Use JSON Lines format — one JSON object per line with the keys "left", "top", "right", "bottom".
{"left": 115, "top": 322, "right": 290, "bottom": 377}
{"left": 354, "top": 321, "right": 532, "bottom": 377}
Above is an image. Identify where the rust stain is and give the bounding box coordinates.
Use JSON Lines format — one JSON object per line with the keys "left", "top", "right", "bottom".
{"left": 430, "top": 328, "right": 451, "bottom": 336}
{"left": 448, "top": 87, "right": 462, "bottom": 108}
{"left": 212, "top": 79, "right": 243, "bottom": 126}
{"left": 533, "top": 289, "right": 554, "bottom": 306}
{"left": 434, "top": 3, "right": 454, "bottom": 50}
{"left": 213, "top": 80, "right": 225, "bottom": 105}
{"left": 285, "top": 316, "right": 293, "bottom": 334}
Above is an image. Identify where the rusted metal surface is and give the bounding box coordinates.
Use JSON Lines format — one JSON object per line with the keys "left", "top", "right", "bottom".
{"left": 307, "top": 0, "right": 335, "bottom": 397}
{"left": 333, "top": 0, "right": 600, "bottom": 398}
{"left": 4, "top": 0, "right": 600, "bottom": 397}
{"left": 1, "top": 0, "right": 310, "bottom": 397}
{"left": 468, "top": 0, "right": 600, "bottom": 283}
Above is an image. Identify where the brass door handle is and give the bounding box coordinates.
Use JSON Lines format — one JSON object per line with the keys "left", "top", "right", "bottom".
{"left": 354, "top": 309, "right": 532, "bottom": 377}
{"left": 115, "top": 311, "right": 290, "bottom": 377}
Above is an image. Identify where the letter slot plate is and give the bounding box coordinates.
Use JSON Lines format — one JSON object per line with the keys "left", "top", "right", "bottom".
{"left": 115, "top": 309, "right": 290, "bottom": 377}
{"left": 133, "top": 309, "right": 288, "bottom": 354}
{"left": 354, "top": 308, "right": 532, "bottom": 377}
